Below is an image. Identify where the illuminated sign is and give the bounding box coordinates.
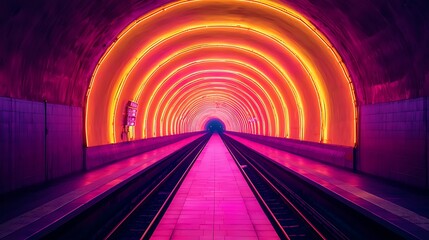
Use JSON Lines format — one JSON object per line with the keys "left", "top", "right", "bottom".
{"left": 125, "top": 101, "right": 138, "bottom": 126}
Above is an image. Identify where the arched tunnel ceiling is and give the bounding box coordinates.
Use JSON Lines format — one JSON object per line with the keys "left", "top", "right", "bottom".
{"left": 1, "top": 0, "right": 428, "bottom": 147}
{"left": 85, "top": 0, "right": 356, "bottom": 146}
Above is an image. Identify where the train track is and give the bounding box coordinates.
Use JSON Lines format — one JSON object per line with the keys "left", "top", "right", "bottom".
{"left": 220, "top": 134, "right": 402, "bottom": 240}
{"left": 44, "top": 132, "right": 403, "bottom": 239}
{"left": 103, "top": 135, "right": 209, "bottom": 240}
{"left": 43, "top": 134, "right": 210, "bottom": 240}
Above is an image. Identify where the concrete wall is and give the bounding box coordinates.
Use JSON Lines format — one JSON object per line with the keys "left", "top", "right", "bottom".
{"left": 0, "top": 97, "right": 83, "bottom": 194}
{"left": 85, "top": 132, "right": 204, "bottom": 170}
{"left": 358, "top": 97, "right": 428, "bottom": 189}
{"left": 227, "top": 132, "right": 354, "bottom": 169}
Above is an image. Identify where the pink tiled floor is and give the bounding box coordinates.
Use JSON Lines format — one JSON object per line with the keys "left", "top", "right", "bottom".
{"left": 152, "top": 133, "right": 278, "bottom": 240}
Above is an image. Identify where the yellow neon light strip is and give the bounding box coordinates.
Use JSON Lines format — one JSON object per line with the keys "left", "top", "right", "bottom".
{"left": 166, "top": 89, "right": 259, "bottom": 136}
{"left": 155, "top": 70, "right": 274, "bottom": 134}
{"left": 153, "top": 76, "right": 267, "bottom": 136}
{"left": 135, "top": 58, "right": 287, "bottom": 136}
{"left": 86, "top": 0, "right": 356, "bottom": 146}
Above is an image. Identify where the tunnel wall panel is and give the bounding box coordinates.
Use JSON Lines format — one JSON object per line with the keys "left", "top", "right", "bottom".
{"left": 85, "top": 132, "right": 204, "bottom": 170}
{"left": 46, "top": 104, "right": 83, "bottom": 180}
{"left": 226, "top": 132, "right": 354, "bottom": 169}
{"left": 359, "top": 98, "right": 428, "bottom": 189}
{"left": 0, "top": 98, "right": 45, "bottom": 194}
{"left": 0, "top": 97, "right": 83, "bottom": 194}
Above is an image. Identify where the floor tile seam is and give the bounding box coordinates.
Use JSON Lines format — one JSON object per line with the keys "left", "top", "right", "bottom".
{"left": 155, "top": 134, "right": 274, "bottom": 238}
{"left": 166, "top": 136, "right": 215, "bottom": 235}
{"left": 212, "top": 138, "right": 217, "bottom": 239}
{"left": 230, "top": 157, "right": 260, "bottom": 235}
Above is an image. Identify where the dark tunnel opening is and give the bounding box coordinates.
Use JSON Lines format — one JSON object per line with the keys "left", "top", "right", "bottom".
{"left": 205, "top": 119, "right": 225, "bottom": 133}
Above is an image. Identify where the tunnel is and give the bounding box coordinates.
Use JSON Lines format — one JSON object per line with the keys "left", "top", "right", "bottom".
{"left": 205, "top": 119, "right": 225, "bottom": 133}
{"left": 0, "top": 0, "right": 429, "bottom": 239}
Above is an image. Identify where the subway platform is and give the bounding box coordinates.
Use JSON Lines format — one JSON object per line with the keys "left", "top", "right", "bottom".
{"left": 1, "top": 132, "right": 429, "bottom": 239}
{"left": 226, "top": 133, "right": 429, "bottom": 239}
{"left": 0, "top": 134, "right": 204, "bottom": 239}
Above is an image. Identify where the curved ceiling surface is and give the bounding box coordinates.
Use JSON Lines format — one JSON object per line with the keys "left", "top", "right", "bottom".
{"left": 86, "top": 0, "right": 357, "bottom": 147}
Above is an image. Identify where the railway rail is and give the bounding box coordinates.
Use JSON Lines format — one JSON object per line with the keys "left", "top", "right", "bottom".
{"left": 44, "top": 134, "right": 210, "bottom": 240}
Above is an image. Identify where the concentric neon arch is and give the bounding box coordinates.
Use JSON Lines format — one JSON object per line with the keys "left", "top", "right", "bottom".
{"left": 123, "top": 31, "right": 323, "bottom": 139}
{"left": 167, "top": 89, "right": 257, "bottom": 133}
{"left": 184, "top": 98, "right": 248, "bottom": 133}
{"left": 168, "top": 89, "right": 264, "bottom": 136}
{"left": 107, "top": 27, "right": 324, "bottom": 142}
{"left": 108, "top": 26, "right": 312, "bottom": 142}
{"left": 190, "top": 106, "right": 242, "bottom": 133}
{"left": 86, "top": 0, "right": 357, "bottom": 147}
{"left": 153, "top": 69, "right": 284, "bottom": 134}
{"left": 159, "top": 73, "right": 276, "bottom": 137}
{"left": 118, "top": 37, "right": 302, "bottom": 139}
{"left": 136, "top": 44, "right": 292, "bottom": 135}
{"left": 188, "top": 105, "right": 247, "bottom": 132}
{"left": 175, "top": 102, "right": 243, "bottom": 134}
{"left": 152, "top": 77, "right": 269, "bottom": 136}
{"left": 138, "top": 59, "right": 288, "bottom": 137}
{"left": 157, "top": 76, "right": 269, "bottom": 134}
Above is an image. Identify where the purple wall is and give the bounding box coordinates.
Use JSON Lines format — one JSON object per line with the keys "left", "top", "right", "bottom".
{"left": 358, "top": 98, "right": 428, "bottom": 189}
{"left": 0, "top": 96, "right": 204, "bottom": 194}
{"left": 85, "top": 132, "right": 204, "bottom": 170}
{"left": 226, "top": 132, "right": 354, "bottom": 169}
{"left": 46, "top": 104, "right": 83, "bottom": 179}
{"left": 0, "top": 97, "right": 83, "bottom": 194}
